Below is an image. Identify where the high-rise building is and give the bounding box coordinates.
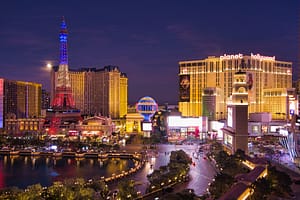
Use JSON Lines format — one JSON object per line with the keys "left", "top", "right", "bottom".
{"left": 41, "top": 89, "right": 51, "bottom": 109}
{"left": 0, "top": 79, "right": 41, "bottom": 129}
{"left": 4, "top": 80, "right": 41, "bottom": 119}
{"left": 202, "top": 87, "right": 224, "bottom": 121}
{"left": 179, "top": 53, "right": 293, "bottom": 119}
{"left": 51, "top": 66, "right": 128, "bottom": 119}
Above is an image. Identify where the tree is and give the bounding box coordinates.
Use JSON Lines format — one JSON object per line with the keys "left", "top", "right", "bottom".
{"left": 169, "top": 150, "right": 192, "bottom": 165}
{"left": 214, "top": 150, "right": 248, "bottom": 176}
{"left": 46, "top": 181, "right": 70, "bottom": 199}
{"left": 117, "top": 180, "right": 138, "bottom": 200}
{"left": 162, "top": 189, "right": 197, "bottom": 200}
{"left": 267, "top": 166, "right": 293, "bottom": 197}
{"left": 214, "top": 150, "right": 230, "bottom": 168}
{"left": 63, "top": 178, "right": 94, "bottom": 200}
{"left": 209, "top": 173, "right": 234, "bottom": 199}
{"left": 146, "top": 150, "right": 192, "bottom": 194}
{"left": 0, "top": 187, "right": 22, "bottom": 200}
{"left": 249, "top": 178, "right": 271, "bottom": 200}
{"left": 234, "top": 149, "right": 246, "bottom": 162}
{"left": 75, "top": 187, "right": 94, "bottom": 200}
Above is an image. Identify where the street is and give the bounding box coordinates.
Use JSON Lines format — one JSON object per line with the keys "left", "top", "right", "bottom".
{"left": 119, "top": 143, "right": 216, "bottom": 197}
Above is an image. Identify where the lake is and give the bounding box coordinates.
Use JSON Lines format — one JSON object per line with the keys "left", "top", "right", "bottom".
{"left": 0, "top": 155, "right": 135, "bottom": 189}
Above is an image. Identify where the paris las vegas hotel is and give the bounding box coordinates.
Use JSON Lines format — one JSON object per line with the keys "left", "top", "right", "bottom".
{"left": 178, "top": 53, "right": 295, "bottom": 121}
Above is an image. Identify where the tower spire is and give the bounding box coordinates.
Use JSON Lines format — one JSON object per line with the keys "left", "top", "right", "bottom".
{"left": 59, "top": 16, "right": 68, "bottom": 65}
{"left": 51, "top": 17, "right": 75, "bottom": 109}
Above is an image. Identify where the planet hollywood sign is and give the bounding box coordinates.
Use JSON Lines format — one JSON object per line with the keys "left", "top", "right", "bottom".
{"left": 219, "top": 53, "right": 275, "bottom": 61}
{"left": 220, "top": 53, "right": 243, "bottom": 60}
{"left": 250, "top": 53, "right": 275, "bottom": 61}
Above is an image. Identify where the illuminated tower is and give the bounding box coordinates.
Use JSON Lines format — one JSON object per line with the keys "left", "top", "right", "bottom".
{"left": 51, "top": 17, "right": 75, "bottom": 110}
{"left": 45, "top": 17, "right": 80, "bottom": 135}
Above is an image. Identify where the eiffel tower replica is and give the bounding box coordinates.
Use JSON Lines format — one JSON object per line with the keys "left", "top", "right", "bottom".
{"left": 45, "top": 17, "right": 81, "bottom": 135}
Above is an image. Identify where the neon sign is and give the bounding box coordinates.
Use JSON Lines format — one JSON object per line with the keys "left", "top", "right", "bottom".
{"left": 219, "top": 53, "right": 275, "bottom": 61}
{"left": 251, "top": 53, "right": 275, "bottom": 61}
{"left": 220, "top": 53, "right": 243, "bottom": 60}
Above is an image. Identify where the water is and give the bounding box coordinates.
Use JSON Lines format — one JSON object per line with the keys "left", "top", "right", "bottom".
{"left": 0, "top": 155, "right": 135, "bottom": 189}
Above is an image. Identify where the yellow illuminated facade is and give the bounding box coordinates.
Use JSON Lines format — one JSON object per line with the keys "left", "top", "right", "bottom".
{"left": 2, "top": 79, "right": 42, "bottom": 133}
{"left": 69, "top": 70, "right": 85, "bottom": 112}
{"left": 5, "top": 117, "right": 44, "bottom": 135}
{"left": 76, "top": 116, "right": 114, "bottom": 137}
{"left": 51, "top": 66, "right": 128, "bottom": 119}
{"left": 120, "top": 75, "right": 128, "bottom": 118}
{"left": 263, "top": 88, "right": 296, "bottom": 120}
{"left": 4, "top": 80, "right": 41, "bottom": 119}
{"left": 125, "top": 113, "right": 143, "bottom": 133}
{"left": 179, "top": 53, "right": 292, "bottom": 119}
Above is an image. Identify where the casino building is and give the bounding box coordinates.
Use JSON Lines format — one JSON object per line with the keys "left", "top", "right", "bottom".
{"left": 50, "top": 66, "right": 128, "bottom": 119}
{"left": 178, "top": 53, "right": 294, "bottom": 120}
{"left": 2, "top": 79, "right": 42, "bottom": 135}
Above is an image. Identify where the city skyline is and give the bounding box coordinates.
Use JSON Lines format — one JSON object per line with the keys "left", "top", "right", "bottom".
{"left": 0, "top": 1, "right": 298, "bottom": 104}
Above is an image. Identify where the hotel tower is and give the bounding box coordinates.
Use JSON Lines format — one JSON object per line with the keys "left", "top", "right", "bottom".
{"left": 179, "top": 53, "right": 293, "bottom": 120}
{"left": 50, "top": 19, "right": 128, "bottom": 119}
{"left": 51, "top": 66, "right": 128, "bottom": 119}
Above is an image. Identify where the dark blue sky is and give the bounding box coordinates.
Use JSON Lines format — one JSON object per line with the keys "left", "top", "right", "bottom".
{"left": 0, "top": 0, "right": 298, "bottom": 104}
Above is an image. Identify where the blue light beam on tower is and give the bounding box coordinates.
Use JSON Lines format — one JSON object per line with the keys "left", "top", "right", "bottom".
{"left": 59, "top": 17, "right": 68, "bottom": 65}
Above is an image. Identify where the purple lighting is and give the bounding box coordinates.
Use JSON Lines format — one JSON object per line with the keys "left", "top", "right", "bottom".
{"left": 59, "top": 17, "right": 68, "bottom": 65}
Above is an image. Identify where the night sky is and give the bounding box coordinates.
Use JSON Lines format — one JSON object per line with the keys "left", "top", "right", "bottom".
{"left": 0, "top": 1, "right": 298, "bottom": 104}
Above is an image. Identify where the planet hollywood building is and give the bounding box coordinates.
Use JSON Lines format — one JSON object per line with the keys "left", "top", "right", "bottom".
{"left": 178, "top": 53, "right": 294, "bottom": 121}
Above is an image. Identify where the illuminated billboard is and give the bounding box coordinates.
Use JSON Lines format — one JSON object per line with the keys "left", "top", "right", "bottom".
{"left": 270, "top": 126, "right": 281, "bottom": 133}
{"left": 142, "top": 122, "right": 152, "bottom": 131}
{"left": 289, "top": 101, "right": 295, "bottom": 116}
{"left": 167, "top": 116, "right": 207, "bottom": 132}
{"left": 179, "top": 75, "right": 190, "bottom": 102}
{"left": 227, "top": 107, "right": 233, "bottom": 128}
{"left": 168, "top": 116, "right": 202, "bottom": 127}
{"left": 224, "top": 134, "right": 233, "bottom": 147}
